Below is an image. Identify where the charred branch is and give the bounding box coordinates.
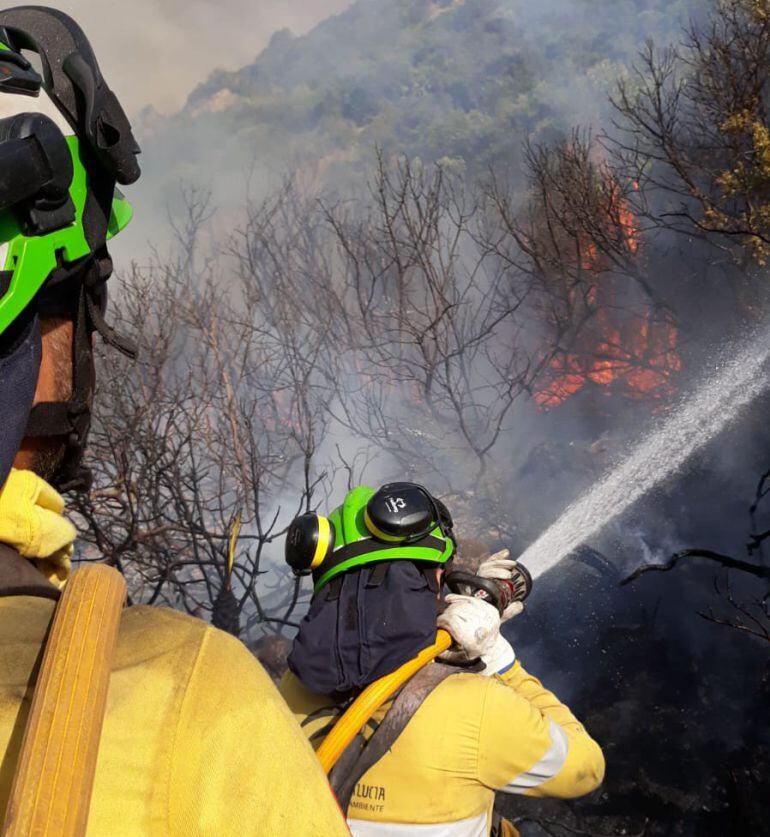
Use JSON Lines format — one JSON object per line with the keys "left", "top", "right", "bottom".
{"left": 621, "top": 549, "right": 770, "bottom": 585}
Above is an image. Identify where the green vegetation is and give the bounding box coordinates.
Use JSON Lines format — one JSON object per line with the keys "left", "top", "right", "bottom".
{"left": 144, "top": 0, "right": 706, "bottom": 198}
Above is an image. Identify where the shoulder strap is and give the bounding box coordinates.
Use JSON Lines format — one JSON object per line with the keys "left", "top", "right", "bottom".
{"left": 329, "top": 661, "right": 458, "bottom": 810}
{"left": 3, "top": 564, "right": 126, "bottom": 837}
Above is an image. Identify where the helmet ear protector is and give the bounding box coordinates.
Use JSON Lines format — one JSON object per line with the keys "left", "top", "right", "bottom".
{"left": 364, "top": 482, "right": 454, "bottom": 545}
{"left": 284, "top": 483, "right": 455, "bottom": 591}
{"left": 0, "top": 112, "right": 75, "bottom": 236}
{"left": 285, "top": 513, "right": 336, "bottom": 575}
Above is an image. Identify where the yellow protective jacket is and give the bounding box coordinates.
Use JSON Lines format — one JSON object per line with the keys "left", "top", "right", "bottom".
{"left": 0, "top": 470, "right": 349, "bottom": 835}
{"left": 281, "top": 660, "right": 605, "bottom": 836}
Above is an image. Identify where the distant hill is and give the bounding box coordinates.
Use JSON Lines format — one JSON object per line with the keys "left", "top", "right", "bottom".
{"left": 129, "top": 0, "right": 705, "bottom": 243}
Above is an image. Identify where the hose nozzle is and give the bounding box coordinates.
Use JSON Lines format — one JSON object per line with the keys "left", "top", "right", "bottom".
{"left": 445, "top": 561, "right": 532, "bottom": 616}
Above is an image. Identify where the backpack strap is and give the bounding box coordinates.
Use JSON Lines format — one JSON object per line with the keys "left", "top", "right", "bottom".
{"left": 4, "top": 564, "right": 126, "bottom": 836}
{"left": 329, "top": 661, "right": 459, "bottom": 811}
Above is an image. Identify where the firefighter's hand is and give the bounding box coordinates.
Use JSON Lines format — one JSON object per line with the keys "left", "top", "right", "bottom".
{"left": 0, "top": 469, "right": 74, "bottom": 589}
{"left": 478, "top": 548, "right": 525, "bottom": 623}
{"left": 437, "top": 593, "right": 515, "bottom": 675}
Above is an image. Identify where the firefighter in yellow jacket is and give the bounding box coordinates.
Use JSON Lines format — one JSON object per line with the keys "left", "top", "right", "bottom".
{"left": 280, "top": 483, "right": 605, "bottom": 836}
{"left": 0, "top": 8, "right": 347, "bottom": 834}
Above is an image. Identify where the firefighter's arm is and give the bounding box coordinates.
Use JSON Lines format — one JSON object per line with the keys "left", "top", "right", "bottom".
{"left": 477, "top": 661, "right": 605, "bottom": 799}
{"left": 168, "top": 628, "right": 348, "bottom": 835}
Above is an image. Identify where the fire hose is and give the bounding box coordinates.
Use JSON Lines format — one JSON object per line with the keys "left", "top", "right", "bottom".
{"left": 316, "top": 628, "right": 454, "bottom": 773}
{"left": 3, "top": 565, "right": 126, "bottom": 837}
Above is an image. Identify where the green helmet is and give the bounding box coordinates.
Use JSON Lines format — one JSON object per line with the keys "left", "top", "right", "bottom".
{"left": 0, "top": 8, "right": 140, "bottom": 338}
{"left": 286, "top": 483, "right": 456, "bottom": 593}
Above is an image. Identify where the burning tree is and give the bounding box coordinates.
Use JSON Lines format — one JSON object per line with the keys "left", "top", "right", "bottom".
{"left": 472, "top": 0, "right": 770, "bottom": 419}
{"left": 482, "top": 131, "right": 682, "bottom": 412}
{"left": 591, "top": 0, "right": 770, "bottom": 647}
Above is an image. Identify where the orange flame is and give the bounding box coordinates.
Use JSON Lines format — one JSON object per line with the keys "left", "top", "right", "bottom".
{"left": 535, "top": 311, "right": 681, "bottom": 409}
{"left": 535, "top": 176, "right": 680, "bottom": 410}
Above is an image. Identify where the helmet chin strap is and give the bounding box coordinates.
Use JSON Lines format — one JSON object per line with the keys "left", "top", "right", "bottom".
{"left": 23, "top": 252, "right": 136, "bottom": 493}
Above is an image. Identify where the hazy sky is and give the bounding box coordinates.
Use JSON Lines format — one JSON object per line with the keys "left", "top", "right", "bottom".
{"left": 47, "top": 0, "right": 354, "bottom": 116}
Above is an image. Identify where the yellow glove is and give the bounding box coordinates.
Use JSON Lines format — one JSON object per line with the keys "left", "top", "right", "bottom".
{"left": 0, "top": 469, "right": 76, "bottom": 588}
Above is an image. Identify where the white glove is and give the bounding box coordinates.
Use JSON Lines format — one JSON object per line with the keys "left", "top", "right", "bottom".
{"left": 478, "top": 548, "right": 525, "bottom": 623}
{"left": 437, "top": 594, "right": 515, "bottom": 676}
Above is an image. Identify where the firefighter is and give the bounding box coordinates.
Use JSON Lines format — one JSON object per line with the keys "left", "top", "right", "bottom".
{"left": 0, "top": 8, "right": 347, "bottom": 834}
{"left": 280, "top": 483, "right": 605, "bottom": 836}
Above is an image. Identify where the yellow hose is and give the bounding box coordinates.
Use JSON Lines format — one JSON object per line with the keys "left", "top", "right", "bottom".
{"left": 316, "top": 628, "right": 453, "bottom": 774}
{"left": 4, "top": 564, "right": 126, "bottom": 837}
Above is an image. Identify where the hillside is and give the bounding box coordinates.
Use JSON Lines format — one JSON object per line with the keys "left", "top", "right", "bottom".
{"left": 134, "top": 0, "right": 705, "bottom": 222}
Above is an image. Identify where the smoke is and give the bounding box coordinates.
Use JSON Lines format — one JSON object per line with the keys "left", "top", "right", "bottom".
{"left": 13, "top": 0, "right": 355, "bottom": 116}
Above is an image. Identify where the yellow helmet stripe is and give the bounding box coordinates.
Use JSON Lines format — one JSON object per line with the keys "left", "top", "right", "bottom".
{"left": 364, "top": 509, "right": 404, "bottom": 543}
{"left": 311, "top": 516, "right": 332, "bottom": 569}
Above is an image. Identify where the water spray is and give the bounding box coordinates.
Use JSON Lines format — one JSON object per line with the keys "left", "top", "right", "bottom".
{"left": 518, "top": 328, "right": 770, "bottom": 581}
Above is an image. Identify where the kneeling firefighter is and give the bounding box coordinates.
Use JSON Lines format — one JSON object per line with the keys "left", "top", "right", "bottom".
{"left": 281, "top": 483, "right": 605, "bottom": 836}
{"left": 0, "top": 8, "right": 347, "bottom": 834}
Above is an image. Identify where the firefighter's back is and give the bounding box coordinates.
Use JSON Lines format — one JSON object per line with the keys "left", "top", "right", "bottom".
{"left": 0, "top": 596, "right": 348, "bottom": 835}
